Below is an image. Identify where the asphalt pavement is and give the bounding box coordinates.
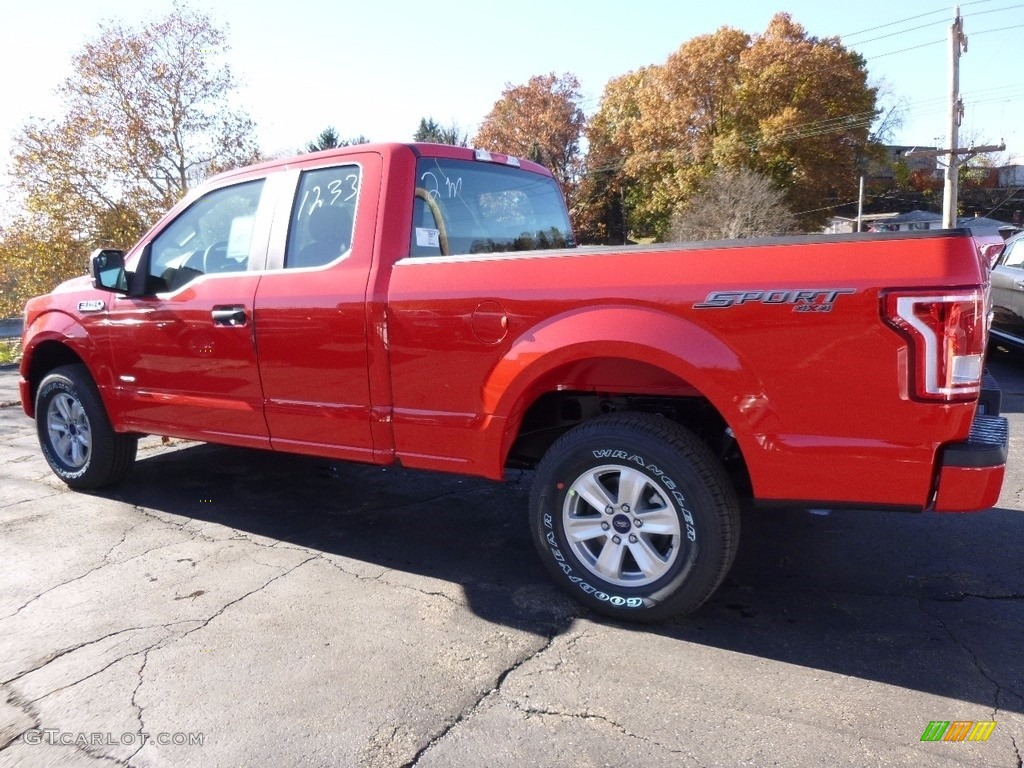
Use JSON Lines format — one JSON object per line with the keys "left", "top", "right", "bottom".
{"left": 0, "top": 351, "right": 1022, "bottom": 768}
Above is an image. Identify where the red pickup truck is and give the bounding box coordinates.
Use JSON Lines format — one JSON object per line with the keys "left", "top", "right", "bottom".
{"left": 19, "top": 143, "right": 1008, "bottom": 621}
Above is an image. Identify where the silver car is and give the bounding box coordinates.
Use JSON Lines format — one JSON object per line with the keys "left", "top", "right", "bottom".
{"left": 990, "top": 232, "right": 1024, "bottom": 349}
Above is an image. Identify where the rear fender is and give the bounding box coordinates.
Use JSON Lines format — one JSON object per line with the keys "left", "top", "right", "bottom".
{"left": 483, "top": 306, "right": 779, "bottom": 473}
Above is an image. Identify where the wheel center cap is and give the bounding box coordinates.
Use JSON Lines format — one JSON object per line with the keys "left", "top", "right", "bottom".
{"left": 611, "top": 514, "right": 632, "bottom": 534}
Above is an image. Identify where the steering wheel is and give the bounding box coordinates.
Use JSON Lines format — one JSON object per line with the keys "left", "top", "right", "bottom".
{"left": 202, "top": 241, "right": 235, "bottom": 274}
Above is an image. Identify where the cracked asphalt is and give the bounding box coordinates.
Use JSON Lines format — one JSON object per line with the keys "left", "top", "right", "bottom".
{"left": 1, "top": 352, "right": 1022, "bottom": 768}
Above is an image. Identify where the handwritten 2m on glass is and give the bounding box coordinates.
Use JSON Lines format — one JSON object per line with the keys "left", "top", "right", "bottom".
{"left": 920, "top": 721, "right": 996, "bottom": 742}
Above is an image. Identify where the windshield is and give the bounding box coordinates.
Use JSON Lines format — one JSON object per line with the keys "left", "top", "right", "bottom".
{"left": 410, "top": 157, "right": 574, "bottom": 257}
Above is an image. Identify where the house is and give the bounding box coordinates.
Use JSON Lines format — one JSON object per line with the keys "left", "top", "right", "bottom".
{"left": 824, "top": 213, "right": 899, "bottom": 234}
{"left": 868, "top": 146, "right": 941, "bottom": 181}
{"left": 824, "top": 210, "right": 1010, "bottom": 235}
{"left": 867, "top": 210, "right": 939, "bottom": 231}
{"left": 998, "top": 166, "right": 1024, "bottom": 187}
{"left": 866, "top": 210, "right": 1009, "bottom": 234}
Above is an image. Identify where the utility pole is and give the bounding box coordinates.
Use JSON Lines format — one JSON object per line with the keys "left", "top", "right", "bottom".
{"left": 944, "top": 6, "right": 967, "bottom": 229}
{"left": 937, "top": 7, "right": 962, "bottom": 228}
{"left": 857, "top": 176, "right": 864, "bottom": 232}
{"left": 907, "top": 5, "right": 1003, "bottom": 228}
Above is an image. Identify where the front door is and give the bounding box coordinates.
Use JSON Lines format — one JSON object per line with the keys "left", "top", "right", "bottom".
{"left": 108, "top": 177, "right": 275, "bottom": 446}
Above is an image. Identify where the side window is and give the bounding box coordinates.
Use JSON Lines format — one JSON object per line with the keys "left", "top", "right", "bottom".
{"left": 1000, "top": 240, "right": 1024, "bottom": 269}
{"left": 409, "top": 158, "right": 574, "bottom": 257}
{"left": 149, "top": 179, "right": 265, "bottom": 292}
{"left": 285, "top": 165, "right": 361, "bottom": 269}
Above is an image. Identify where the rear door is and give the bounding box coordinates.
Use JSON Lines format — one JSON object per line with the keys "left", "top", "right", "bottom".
{"left": 253, "top": 153, "right": 383, "bottom": 461}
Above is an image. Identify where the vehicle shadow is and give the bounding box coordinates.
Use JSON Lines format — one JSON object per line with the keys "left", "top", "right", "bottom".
{"left": 664, "top": 503, "right": 1023, "bottom": 715}
{"left": 103, "top": 440, "right": 1024, "bottom": 715}
{"left": 108, "top": 442, "right": 579, "bottom": 637}
{"left": 987, "top": 345, "right": 1024, "bottom": 414}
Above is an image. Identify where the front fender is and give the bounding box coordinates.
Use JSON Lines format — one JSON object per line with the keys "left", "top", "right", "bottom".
{"left": 482, "top": 305, "right": 781, "bottom": 472}
{"left": 20, "top": 310, "right": 110, "bottom": 418}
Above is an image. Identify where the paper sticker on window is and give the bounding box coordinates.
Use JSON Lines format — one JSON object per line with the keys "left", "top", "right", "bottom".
{"left": 415, "top": 227, "right": 440, "bottom": 249}
{"left": 227, "top": 216, "right": 256, "bottom": 258}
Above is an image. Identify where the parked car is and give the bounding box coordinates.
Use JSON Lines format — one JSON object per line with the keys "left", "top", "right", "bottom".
{"left": 989, "top": 232, "right": 1024, "bottom": 350}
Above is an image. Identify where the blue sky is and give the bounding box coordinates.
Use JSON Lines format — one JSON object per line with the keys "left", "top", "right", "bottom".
{"left": 1, "top": 0, "right": 1021, "bottom": 182}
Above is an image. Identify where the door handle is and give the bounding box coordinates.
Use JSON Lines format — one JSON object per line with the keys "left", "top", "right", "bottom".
{"left": 1014, "top": 280, "right": 1024, "bottom": 289}
{"left": 212, "top": 306, "right": 247, "bottom": 326}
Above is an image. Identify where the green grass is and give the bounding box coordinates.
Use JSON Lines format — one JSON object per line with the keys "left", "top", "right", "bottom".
{"left": 0, "top": 339, "right": 21, "bottom": 365}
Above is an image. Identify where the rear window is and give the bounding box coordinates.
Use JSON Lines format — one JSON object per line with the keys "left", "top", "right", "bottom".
{"left": 410, "top": 157, "right": 574, "bottom": 257}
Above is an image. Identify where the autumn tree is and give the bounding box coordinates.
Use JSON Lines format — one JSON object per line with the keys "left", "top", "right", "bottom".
{"left": 305, "top": 127, "right": 370, "bottom": 153}
{"left": 669, "top": 167, "right": 796, "bottom": 241}
{"left": 573, "top": 69, "right": 648, "bottom": 244}
{"left": 2, "top": 3, "right": 259, "bottom": 315}
{"left": 413, "top": 117, "right": 469, "bottom": 146}
{"left": 16, "top": 5, "right": 259, "bottom": 241}
{"left": 730, "top": 14, "right": 877, "bottom": 224}
{"left": 578, "top": 14, "right": 878, "bottom": 240}
{"left": 0, "top": 217, "right": 86, "bottom": 318}
{"left": 473, "top": 73, "right": 586, "bottom": 194}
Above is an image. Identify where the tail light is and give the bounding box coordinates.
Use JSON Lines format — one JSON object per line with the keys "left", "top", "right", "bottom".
{"left": 884, "top": 288, "right": 986, "bottom": 402}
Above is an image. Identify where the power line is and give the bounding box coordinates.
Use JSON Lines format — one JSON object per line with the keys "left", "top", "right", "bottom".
{"left": 845, "top": 3, "right": 1024, "bottom": 48}
{"left": 971, "top": 20, "right": 1024, "bottom": 35}
{"left": 845, "top": 20, "right": 952, "bottom": 47}
{"left": 982, "top": 186, "right": 1022, "bottom": 218}
{"left": 965, "top": 3, "right": 1024, "bottom": 22}
{"left": 793, "top": 200, "right": 860, "bottom": 217}
{"left": 839, "top": 0, "right": 997, "bottom": 39}
{"left": 862, "top": 37, "right": 945, "bottom": 60}
{"left": 849, "top": 15, "right": 1024, "bottom": 63}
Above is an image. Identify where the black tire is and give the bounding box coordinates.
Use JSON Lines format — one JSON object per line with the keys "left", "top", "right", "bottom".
{"left": 529, "top": 413, "right": 740, "bottom": 622}
{"left": 35, "top": 364, "right": 137, "bottom": 490}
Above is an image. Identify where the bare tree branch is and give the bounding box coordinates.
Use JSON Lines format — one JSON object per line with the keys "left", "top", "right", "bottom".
{"left": 11, "top": 4, "right": 259, "bottom": 248}
{"left": 670, "top": 167, "right": 797, "bottom": 240}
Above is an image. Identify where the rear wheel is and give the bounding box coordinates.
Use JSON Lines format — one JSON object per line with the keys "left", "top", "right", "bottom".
{"left": 529, "top": 413, "right": 740, "bottom": 621}
{"left": 36, "top": 364, "right": 137, "bottom": 489}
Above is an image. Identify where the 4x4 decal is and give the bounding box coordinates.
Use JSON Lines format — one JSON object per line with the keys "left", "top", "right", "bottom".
{"left": 693, "top": 288, "right": 856, "bottom": 312}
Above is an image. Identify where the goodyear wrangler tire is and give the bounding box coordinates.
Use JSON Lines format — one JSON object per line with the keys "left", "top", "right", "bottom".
{"left": 35, "top": 364, "right": 137, "bottom": 490}
{"left": 529, "top": 413, "right": 740, "bottom": 621}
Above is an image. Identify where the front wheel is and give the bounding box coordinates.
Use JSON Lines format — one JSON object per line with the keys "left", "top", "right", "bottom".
{"left": 35, "top": 364, "right": 137, "bottom": 490}
{"left": 529, "top": 413, "right": 740, "bottom": 622}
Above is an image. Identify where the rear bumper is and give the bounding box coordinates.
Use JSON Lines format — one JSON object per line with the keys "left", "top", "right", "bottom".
{"left": 932, "top": 411, "right": 1009, "bottom": 513}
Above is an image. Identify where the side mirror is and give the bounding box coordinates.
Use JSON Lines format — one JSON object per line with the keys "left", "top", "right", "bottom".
{"left": 89, "top": 248, "right": 127, "bottom": 293}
